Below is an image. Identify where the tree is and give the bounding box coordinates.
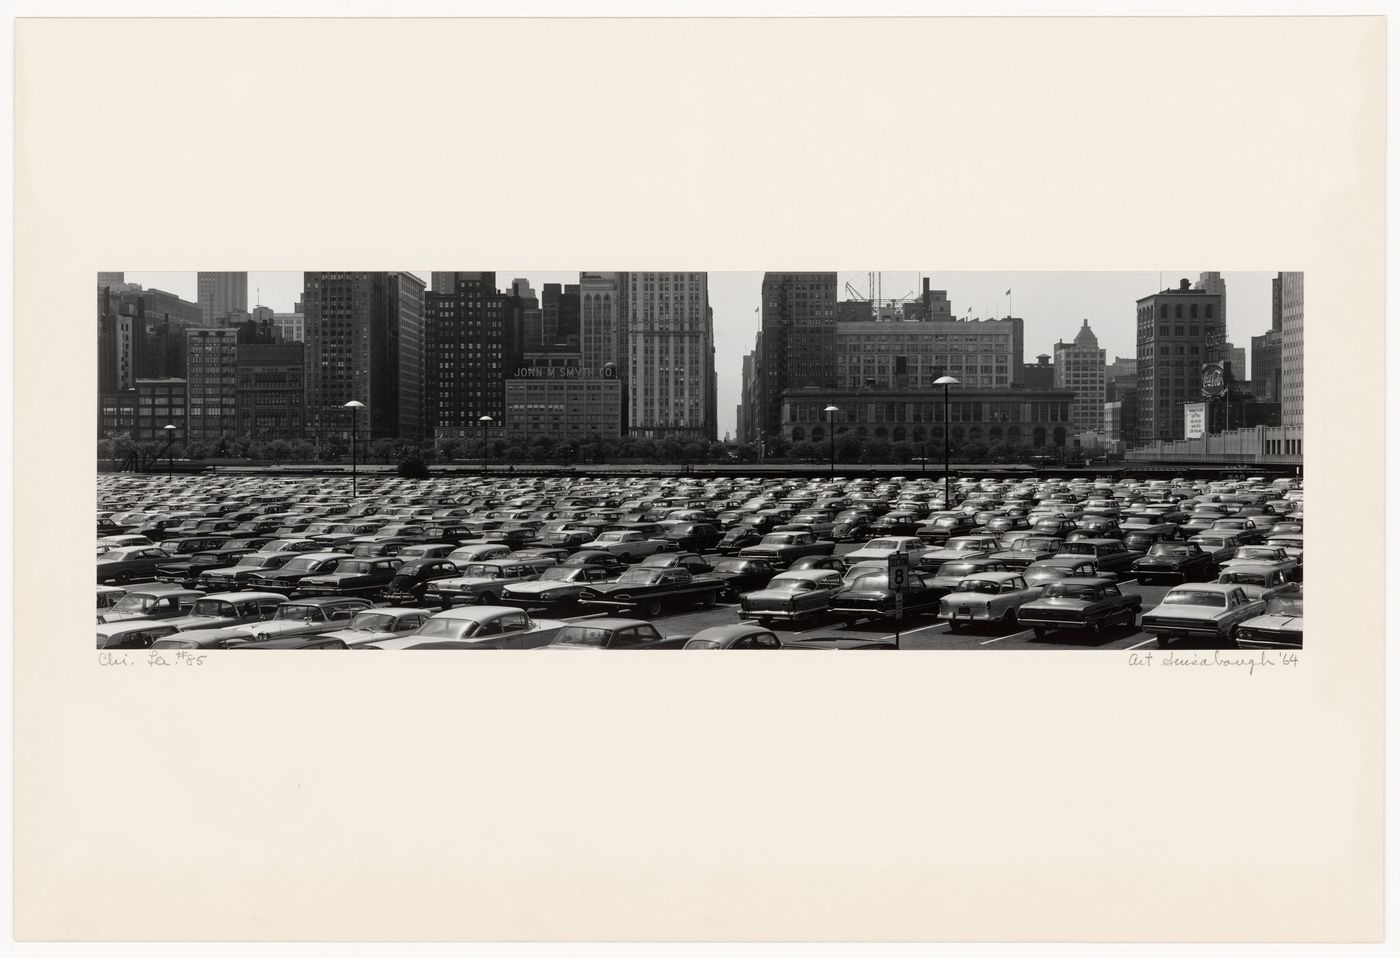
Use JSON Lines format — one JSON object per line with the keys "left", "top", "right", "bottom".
{"left": 295, "top": 440, "right": 316, "bottom": 462}
{"left": 370, "top": 439, "right": 395, "bottom": 463}
{"left": 397, "top": 457, "right": 430, "bottom": 479}
{"left": 266, "top": 439, "right": 293, "bottom": 464}
{"left": 682, "top": 441, "right": 705, "bottom": 463}
{"left": 892, "top": 441, "right": 915, "bottom": 464}
{"left": 864, "top": 438, "right": 892, "bottom": 463}
{"left": 732, "top": 442, "right": 758, "bottom": 464}
{"left": 836, "top": 434, "right": 862, "bottom": 463}
{"left": 439, "top": 439, "right": 463, "bottom": 460}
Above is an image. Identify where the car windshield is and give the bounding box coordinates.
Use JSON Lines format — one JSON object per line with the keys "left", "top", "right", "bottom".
{"left": 956, "top": 579, "right": 1001, "bottom": 594}
{"left": 282, "top": 556, "right": 325, "bottom": 573}
{"left": 552, "top": 626, "right": 613, "bottom": 647}
{"left": 1148, "top": 544, "right": 1190, "bottom": 557}
{"left": 191, "top": 600, "right": 237, "bottom": 617}
{"left": 1265, "top": 595, "right": 1304, "bottom": 616}
{"left": 415, "top": 618, "right": 472, "bottom": 639}
{"left": 1017, "top": 538, "right": 1057, "bottom": 551}
{"left": 349, "top": 613, "right": 400, "bottom": 632}
{"left": 110, "top": 594, "right": 158, "bottom": 612}
{"left": 462, "top": 565, "right": 502, "bottom": 578}
{"left": 1271, "top": 538, "right": 1303, "bottom": 549}
{"left": 934, "top": 518, "right": 960, "bottom": 528}
{"left": 274, "top": 604, "right": 323, "bottom": 622}
{"left": 332, "top": 559, "right": 375, "bottom": 575}
{"left": 768, "top": 579, "right": 814, "bottom": 592}
{"left": 537, "top": 567, "right": 580, "bottom": 582}
{"left": 149, "top": 638, "right": 199, "bottom": 649}
{"left": 1161, "top": 591, "right": 1228, "bottom": 608}
{"left": 1235, "top": 548, "right": 1280, "bottom": 559}
{"left": 1043, "top": 582, "right": 1101, "bottom": 600}
{"left": 713, "top": 560, "right": 757, "bottom": 573}
{"left": 617, "top": 570, "right": 663, "bottom": 585}
{"left": 1219, "top": 573, "right": 1268, "bottom": 586}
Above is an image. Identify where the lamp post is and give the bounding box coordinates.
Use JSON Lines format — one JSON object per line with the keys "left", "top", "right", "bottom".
{"left": 343, "top": 400, "right": 364, "bottom": 497}
{"left": 478, "top": 415, "right": 493, "bottom": 479}
{"left": 162, "top": 424, "right": 177, "bottom": 482}
{"left": 823, "top": 405, "right": 840, "bottom": 481}
{"left": 934, "top": 376, "right": 959, "bottom": 509}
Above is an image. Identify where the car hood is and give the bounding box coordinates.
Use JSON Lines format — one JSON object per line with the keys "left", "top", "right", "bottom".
{"left": 1241, "top": 613, "right": 1302, "bottom": 632}
{"left": 162, "top": 613, "right": 241, "bottom": 631}
{"left": 1146, "top": 604, "right": 1229, "bottom": 620}
{"left": 97, "top": 611, "right": 157, "bottom": 624}
{"left": 504, "top": 580, "right": 580, "bottom": 595}
{"left": 833, "top": 589, "right": 892, "bottom": 602}
{"left": 229, "top": 620, "right": 320, "bottom": 638}
{"left": 433, "top": 576, "right": 506, "bottom": 588}
{"left": 742, "top": 588, "right": 809, "bottom": 603}
{"left": 1020, "top": 596, "right": 1092, "bottom": 610}
{"left": 299, "top": 573, "right": 366, "bottom": 585}
{"left": 321, "top": 627, "right": 405, "bottom": 642}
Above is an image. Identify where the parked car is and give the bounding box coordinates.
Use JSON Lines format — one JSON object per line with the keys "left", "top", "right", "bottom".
{"left": 1141, "top": 583, "right": 1266, "bottom": 649}
{"left": 243, "top": 551, "right": 353, "bottom": 596}
{"left": 844, "top": 535, "right": 928, "bottom": 564}
{"left": 158, "top": 592, "right": 287, "bottom": 631}
{"left": 98, "top": 585, "right": 206, "bottom": 624}
{"left": 1188, "top": 532, "right": 1245, "bottom": 565}
{"left": 739, "top": 569, "right": 846, "bottom": 627}
{"left": 1235, "top": 589, "right": 1304, "bottom": 650}
{"left": 918, "top": 534, "right": 1003, "bottom": 567}
{"left": 1218, "top": 545, "right": 1299, "bottom": 580}
{"left": 194, "top": 551, "right": 297, "bottom": 591}
{"left": 638, "top": 551, "right": 713, "bottom": 575}
{"left": 1023, "top": 556, "right": 1116, "bottom": 588}
{"left": 559, "top": 550, "right": 628, "bottom": 575}
{"left": 1130, "top": 541, "right": 1214, "bottom": 584}
{"left": 829, "top": 568, "right": 946, "bottom": 625}
{"left": 577, "top": 567, "right": 726, "bottom": 618}
{"left": 96, "top": 546, "right": 174, "bottom": 585}
{"left": 229, "top": 636, "right": 351, "bottom": 650}
{"left": 224, "top": 596, "right": 372, "bottom": 641}
{"left": 737, "top": 531, "right": 837, "bottom": 568}
{"left": 150, "top": 627, "right": 258, "bottom": 650}
{"left": 1213, "top": 565, "right": 1297, "bottom": 602}
{"left": 423, "top": 557, "right": 557, "bottom": 607}
{"left": 1054, "top": 539, "right": 1143, "bottom": 575}
{"left": 380, "top": 558, "right": 462, "bottom": 604}
{"left": 579, "top": 529, "right": 675, "bottom": 563}
{"left": 371, "top": 606, "right": 567, "bottom": 649}
{"left": 97, "top": 621, "right": 180, "bottom": 649}
{"left": 988, "top": 536, "right": 1064, "bottom": 570}
{"left": 297, "top": 556, "right": 404, "bottom": 598}
{"left": 706, "top": 557, "right": 781, "bottom": 600}
{"left": 680, "top": 625, "right": 785, "bottom": 649}
{"left": 715, "top": 527, "right": 765, "bottom": 555}
{"left": 96, "top": 585, "right": 127, "bottom": 613}
{"left": 662, "top": 522, "right": 723, "bottom": 552}
{"left": 498, "top": 564, "right": 618, "bottom": 612}
{"left": 537, "top": 618, "right": 687, "bottom": 650}
{"left": 1016, "top": 577, "right": 1142, "bottom": 639}
{"left": 937, "top": 572, "right": 1044, "bottom": 631}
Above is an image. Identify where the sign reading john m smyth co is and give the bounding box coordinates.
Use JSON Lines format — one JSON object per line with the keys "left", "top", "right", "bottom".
{"left": 512, "top": 365, "right": 618, "bottom": 379}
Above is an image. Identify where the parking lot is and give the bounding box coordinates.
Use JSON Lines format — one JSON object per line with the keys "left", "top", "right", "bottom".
{"left": 96, "top": 469, "right": 1303, "bottom": 651}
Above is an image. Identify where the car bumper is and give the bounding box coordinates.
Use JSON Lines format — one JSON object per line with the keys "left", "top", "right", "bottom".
{"left": 941, "top": 604, "right": 997, "bottom": 622}
{"left": 1141, "top": 618, "right": 1224, "bottom": 638}
{"left": 1234, "top": 628, "right": 1302, "bottom": 650}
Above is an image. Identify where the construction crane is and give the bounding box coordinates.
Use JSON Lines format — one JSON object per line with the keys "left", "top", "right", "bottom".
{"left": 841, "top": 271, "right": 922, "bottom": 321}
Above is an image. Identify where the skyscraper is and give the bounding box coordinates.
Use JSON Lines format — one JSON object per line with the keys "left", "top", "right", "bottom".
{"left": 580, "top": 272, "right": 624, "bottom": 372}
{"left": 758, "top": 272, "right": 838, "bottom": 438}
{"left": 185, "top": 328, "right": 241, "bottom": 444}
{"left": 197, "top": 272, "right": 249, "bottom": 326}
{"left": 302, "top": 271, "right": 425, "bottom": 441}
{"left": 541, "top": 282, "right": 581, "bottom": 347}
{"left": 1134, "top": 278, "right": 1225, "bottom": 442}
{"left": 1053, "top": 320, "right": 1107, "bottom": 435}
{"left": 1196, "top": 271, "right": 1227, "bottom": 343}
{"left": 424, "top": 272, "right": 517, "bottom": 432}
{"left": 1279, "top": 271, "right": 1304, "bottom": 428}
{"left": 627, "top": 271, "right": 712, "bottom": 439}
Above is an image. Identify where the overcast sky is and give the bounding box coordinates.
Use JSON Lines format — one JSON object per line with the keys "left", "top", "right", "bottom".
{"left": 123, "top": 270, "right": 1276, "bottom": 440}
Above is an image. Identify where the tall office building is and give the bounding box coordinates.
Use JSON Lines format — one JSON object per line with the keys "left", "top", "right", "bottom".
{"left": 1251, "top": 329, "right": 1283, "bottom": 401}
{"left": 1196, "top": 271, "right": 1227, "bottom": 343}
{"left": 579, "top": 272, "right": 625, "bottom": 372}
{"left": 541, "top": 282, "right": 581, "bottom": 347}
{"left": 627, "top": 271, "right": 713, "bottom": 439}
{"left": 1271, "top": 274, "right": 1283, "bottom": 332}
{"left": 757, "top": 272, "right": 839, "bottom": 438}
{"left": 1053, "top": 320, "right": 1107, "bottom": 434}
{"left": 833, "top": 315, "right": 1023, "bottom": 390}
{"left": 1279, "top": 271, "right": 1304, "bottom": 428}
{"left": 302, "top": 271, "right": 426, "bottom": 441}
{"left": 424, "top": 272, "right": 518, "bottom": 432}
{"left": 97, "top": 272, "right": 124, "bottom": 288}
{"left": 236, "top": 343, "right": 306, "bottom": 440}
{"left": 197, "top": 272, "right": 249, "bottom": 326}
{"left": 1134, "top": 278, "right": 1225, "bottom": 441}
{"left": 185, "top": 328, "right": 241, "bottom": 443}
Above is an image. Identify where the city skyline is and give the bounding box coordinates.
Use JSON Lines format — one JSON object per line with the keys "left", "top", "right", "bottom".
{"left": 119, "top": 270, "right": 1277, "bottom": 440}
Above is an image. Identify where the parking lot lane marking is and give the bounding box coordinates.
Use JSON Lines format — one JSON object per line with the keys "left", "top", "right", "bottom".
{"left": 981, "top": 629, "right": 1034, "bottom": 645}
{"left": 562, "top": 612, "right": 609, "bottom": 622}
{"left": 1125, "top": 636, "right": 1158, "bottom": 650}
{"left": 875, "top": 621, "right": 949, "bottom": 641}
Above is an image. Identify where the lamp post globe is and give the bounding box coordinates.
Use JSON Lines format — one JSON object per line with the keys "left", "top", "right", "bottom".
{"left": 933, "top": 376, "right": 960, "bottom": 510}
{"left": 162, "top": 424, "right": 177, "bottom": 482}
{"left": 478, "top": 415, "right": 494, "bottom": 479}
{"left": 823, "top": 405, "right": 840, "bottom": 481}
{"left": 343, "top": 400, "right": 365, "bottom": 497}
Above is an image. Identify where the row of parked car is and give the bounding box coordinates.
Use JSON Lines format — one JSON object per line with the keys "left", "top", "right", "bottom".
{"left": 97, "top": 470, "right": 1303, "bottom": 649}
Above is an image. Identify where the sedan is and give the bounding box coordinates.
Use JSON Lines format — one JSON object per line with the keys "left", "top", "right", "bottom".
{"left": 382, "top": 606, "right": 568, "bottom": 649}
{"left": 320, "top": 608, "right": 437, "bottom": 647}
{"left": 680, "top": 625, "right": 785, "bottom": 649}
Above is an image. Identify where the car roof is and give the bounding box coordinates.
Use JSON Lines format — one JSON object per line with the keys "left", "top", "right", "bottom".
{"left": 1169, "top": 582, "right": 1246, "bottom": 593}
{"left": 688, "top": 624, "right": 773, "bottom": 641}
{"left": 1043, "top": 576, "right": 1117, "bottom": 587}
{"left": 961, "top": 571, "right": 1024, "bottom": 583}
{"left": 199, "top": 591, "right": 286, "bottom": 602}
{"left": 424, "top": 605, "right": 533, "bottom": 622}
{"left": 558, "top": 617, "right": 652, "bottom": 630}
{"left": 1220, "top": 563, "right": 1288, "bottom": 575}
{"left": 283, "top": 596, "right": 370, "bottom": 607}
{"left": 294, "top": 551, "right": 355, "bottom": 560}
{"left": 97, "top": 621, "right": 179, "bottom": 637}
{"left": 773, "top": 569, "right": 843, "bottom": 581}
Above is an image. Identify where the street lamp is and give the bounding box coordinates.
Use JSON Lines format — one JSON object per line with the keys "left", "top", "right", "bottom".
{"left": 823, "top": 405, "right": 840, "bottom": 481}
{"left": 343, "top": 400, "right": 364, "bottom": 497}
{"left": 478, "top": 415, "right": 493, "bottom": 478}
{"left": 934, "top": 376, "right": 959, "bottom": 509}
{"left": 162, "top": 424, "right": 177, "bottom": 482}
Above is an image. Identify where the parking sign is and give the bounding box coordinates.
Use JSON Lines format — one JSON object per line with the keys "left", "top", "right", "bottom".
{"left": 887, "top": 553, "right": 909, "bottom": 592}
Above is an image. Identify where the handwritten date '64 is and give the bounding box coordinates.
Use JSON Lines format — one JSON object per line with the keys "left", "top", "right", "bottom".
{"left": 99, "top": 651, "right": 207, "bottom": 668}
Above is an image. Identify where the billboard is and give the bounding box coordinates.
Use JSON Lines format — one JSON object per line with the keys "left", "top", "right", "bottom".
{"left": 1184, "top": 402, "right": 1208, "bottom": 439}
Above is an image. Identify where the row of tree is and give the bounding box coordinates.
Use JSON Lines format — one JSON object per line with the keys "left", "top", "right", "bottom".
{"left": 97, "top": 433, "right": 1079, "bottom": 469}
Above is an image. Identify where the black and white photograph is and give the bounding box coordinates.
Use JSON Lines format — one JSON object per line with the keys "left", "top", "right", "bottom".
{"left": 14, "top": 9, "right": 1384, "bottom": 947}
{"left": 96, "top": 270, "right": 1304, "bottom": 652}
